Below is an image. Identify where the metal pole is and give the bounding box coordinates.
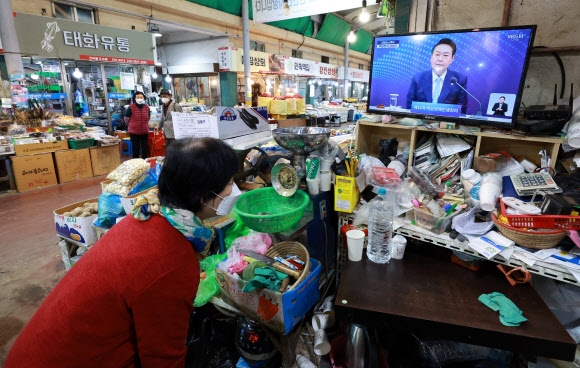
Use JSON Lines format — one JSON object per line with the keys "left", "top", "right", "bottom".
{"left": 344, "top": 40, "right": 350, "bottom": 99}
{"left": 0, "top": 0, "right": 24, "bottom": 80}
{"left": 242, "top": 0, "right": 251, "bottom": 106}
{"left": 101, "top": 64, "right": 113, "bottom": 134}
{"left": 59, "top": 60, "right": 74, "bottom": 116}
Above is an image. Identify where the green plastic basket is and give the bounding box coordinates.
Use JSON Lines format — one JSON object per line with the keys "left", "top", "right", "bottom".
{"left": 233, "top": 187, "right": 310, "bottom": 233}
{"left": 68, "top": 138, "right": 94, "bottom": 149}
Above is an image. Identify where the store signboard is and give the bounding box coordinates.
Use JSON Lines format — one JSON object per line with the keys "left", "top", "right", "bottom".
{"left": 120, "top": 72, "right": 135, "bottom": 91}
{"left": 338, "top": 67, "right": 370, "bottom": 82}
{"left": 13, "top": 12, "right": 155, "bottom": 64}
{"left": 315, "top": 62, "right": 339, "bottom": 79}
{"left": 252, "top": 0, "right": 360, "bottom": 23}
{"left": 218, "top": 47, "right": 271, "bottom": 73}
{"left": 28, "top": 93, "right": 67, "bottom": 99}
{"left": 283, "top": 57, "right": 316, "bottom": 76}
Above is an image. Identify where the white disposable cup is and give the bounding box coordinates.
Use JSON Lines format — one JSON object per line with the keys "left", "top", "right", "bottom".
{"left": 479, "top": 182, "right": 501, "bottom": 211}
{"left": 296, "top": 354, "right": 317, "bottom": 368}
{"left": 520, "top": 159, "right": 538, "bottom": 173}
{"left": 312, "top": 313, "right": 331, "bottom": 330}
{"left": 320, "top": 158, "right": 333, "bottom": 171}
{"left": 320, "top": 171, "right": 332, "bottom": 192}
{"left": 391, "top": 235, "right": 407, "bottom": 260}
{"left": 346, "top": 230, "right": 366, "bottom": 262}
{"left": 313, "top": 329, "right": 331, "bottom": 356}
{"left": 387, "top": 160, "right": 405, "bottom": 177}
{"left": 481, "top": 172, "right": 502, "bottom": 187}
{"left": 306, "top": 176, "right": 320, "bottom": 195}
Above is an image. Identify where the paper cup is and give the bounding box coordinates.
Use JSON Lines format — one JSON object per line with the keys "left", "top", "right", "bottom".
{"left": 479, "top": 182, "right": 501, "bottom": 211}
{"left": 296, "top": 354, "right": 317, "bottom": 368}
{"left": 320, "top": 171, "right": 332, "bottom": 192}
{"left": 391, "top": 235, "right": 407, "bottom": 260}
{"left": 320, "top": 158, "right": 333, "bottom": 171}
{"left": 312, "top": 313, "right": 331, "bottom": 330}
{"left": 306, "top": 176, "right": 320, "bottom": 195}
{"left": 313, "top": 329, "right": 331, "bottom": 355}
{"left": 346, "top": 230, "right": 366, "bottom": 262}
{"left": 387, "top": 160, "right": 405, "bottom": 177}
{"left": 567, "top": 116, "right": 580, "bottom": 148}
{"left": 520, "top": 159, "right": 537, "bottom": 173}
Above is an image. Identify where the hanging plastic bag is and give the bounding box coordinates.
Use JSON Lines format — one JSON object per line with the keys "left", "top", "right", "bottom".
{"left": 93, "top": 192, "right": 126, "bottom": 229}
{"left": 194, "top": 253, "right": 227, "bottom": 307}
{"left": 224, "top": 217, "right": 252, "bottom": 251}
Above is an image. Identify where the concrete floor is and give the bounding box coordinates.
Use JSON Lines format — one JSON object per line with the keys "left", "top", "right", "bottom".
{"left": 0, "top": 176, "right": 104, "bottom": 364}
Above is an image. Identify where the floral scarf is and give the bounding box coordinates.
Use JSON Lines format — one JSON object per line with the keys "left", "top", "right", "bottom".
{"left": 131, "top": 189, "right": 214, "bottom": 256}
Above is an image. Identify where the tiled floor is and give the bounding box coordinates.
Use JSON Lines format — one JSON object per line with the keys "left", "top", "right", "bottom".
{"left": 0, "top": 177, "right": 104, "bottom": 364}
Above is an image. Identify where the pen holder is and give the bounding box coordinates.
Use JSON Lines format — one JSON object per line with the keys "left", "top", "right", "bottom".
{"left": 413, "top": 207, "right": 464, "bottom": 234}
{"left": 334, "top": 175, "right": 359, "bottom": 213}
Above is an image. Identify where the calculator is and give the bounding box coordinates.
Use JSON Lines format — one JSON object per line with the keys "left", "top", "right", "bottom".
{"left": 509, "top": 172, "right": 562, "bottom": 196}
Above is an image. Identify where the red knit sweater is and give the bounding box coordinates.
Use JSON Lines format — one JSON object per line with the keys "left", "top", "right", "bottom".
{"left": 5, "top": 215, "right": 200, "bottom": 368}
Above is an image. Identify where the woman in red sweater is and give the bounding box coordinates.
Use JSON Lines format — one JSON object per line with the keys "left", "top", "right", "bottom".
{"left": 125, "top": 91, "right": 151, "bottom": 158}
{"left": 5, "top": 137, "right": 240, "bottom": 367}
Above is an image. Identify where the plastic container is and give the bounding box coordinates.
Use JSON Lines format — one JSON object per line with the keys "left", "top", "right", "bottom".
{"left": 366, "top": 187, "right": 394, "bottom": 264}
{"left": 413, "top": 206, "right": 464, "bottom": 234}
{"left": 499, "top": 199, "right": 580, "bottom": 230}
{"left": 233, "top": 187, "right": 310, "bottom": 233}
{"left": 473, "top": 152, "right": 509, "bottom": 173}
{"left": 462, "top": 169, "right": 482, "bottom": 185}
{"left": 68, "top": 138, "right": 95, "bottom": 149}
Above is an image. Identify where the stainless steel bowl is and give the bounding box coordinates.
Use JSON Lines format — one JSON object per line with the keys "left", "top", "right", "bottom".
{"left": 271, "top": 127, "right": 332, "bottom": 155}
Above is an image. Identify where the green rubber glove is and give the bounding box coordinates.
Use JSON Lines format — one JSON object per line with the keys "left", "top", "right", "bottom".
{"left": 478, "top": 292, "right": 528, "bottom": 327}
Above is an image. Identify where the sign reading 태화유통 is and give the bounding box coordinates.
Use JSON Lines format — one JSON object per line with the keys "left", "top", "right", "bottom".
{"left": 13, "top": 12, "right": 155, "bottom": 64}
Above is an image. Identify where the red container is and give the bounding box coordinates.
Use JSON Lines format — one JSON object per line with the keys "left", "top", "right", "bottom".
{"left": 499, "top": 198, "right": 580, "bottom": 230}
{"left": 148, "top": 130, "right": 165, "bottom": 157}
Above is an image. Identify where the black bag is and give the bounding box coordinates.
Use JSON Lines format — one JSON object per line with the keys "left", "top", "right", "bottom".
{"left": 378, "top": 138, "right": 398, "bottom": 167}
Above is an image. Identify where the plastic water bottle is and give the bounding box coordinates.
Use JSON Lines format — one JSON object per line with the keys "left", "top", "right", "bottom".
{"left": 367, "top": 187, "right": 394, "bottom": 264}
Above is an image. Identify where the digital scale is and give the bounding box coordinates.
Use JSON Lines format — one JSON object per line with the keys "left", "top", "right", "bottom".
{"left": 509, "top": 172, "right": 562, "bottom": 196}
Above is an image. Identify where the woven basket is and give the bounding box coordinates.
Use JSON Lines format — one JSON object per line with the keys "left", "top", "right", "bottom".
{"left": 491, "top": 212, "right": 566, "bottom": 249}
{"left": 265, "top": 241, "right": 310, "bottom": 291}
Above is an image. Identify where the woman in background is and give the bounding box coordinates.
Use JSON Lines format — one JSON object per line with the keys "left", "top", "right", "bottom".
{"left": 125, "top": 91, "right": 151, "bottom": 158}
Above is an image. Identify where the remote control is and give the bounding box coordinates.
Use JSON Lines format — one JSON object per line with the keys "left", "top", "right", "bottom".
{"left": 502, "top": 197, "right": 542, "bottom": 215}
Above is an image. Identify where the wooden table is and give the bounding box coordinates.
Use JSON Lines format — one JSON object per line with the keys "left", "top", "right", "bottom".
{"left": 335, "top": 242, "right": 577, "bottom": 361}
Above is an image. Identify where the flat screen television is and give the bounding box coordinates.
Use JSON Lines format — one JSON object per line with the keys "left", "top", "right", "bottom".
{"left": 367, "top": 25, "right": 537, "bottom": 130}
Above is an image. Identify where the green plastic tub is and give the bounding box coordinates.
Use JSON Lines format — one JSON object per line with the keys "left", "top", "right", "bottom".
{"left": 233, "top": 187, "right": 310, "bottom": 233}
{"left": 68, "top": 138, "right": 94, "bottom": 149}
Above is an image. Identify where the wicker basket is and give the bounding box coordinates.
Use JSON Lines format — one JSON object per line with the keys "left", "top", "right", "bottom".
{"left": 491, "top": 212, "right": 566, "bottom": 249}
{"left": 265, "top": 241, "right": 310, "bottom": 291}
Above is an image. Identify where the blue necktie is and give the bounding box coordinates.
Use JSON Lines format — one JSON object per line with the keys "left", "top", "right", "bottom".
{"left": 433, "top": 77, "right": 442, "bottom": 103}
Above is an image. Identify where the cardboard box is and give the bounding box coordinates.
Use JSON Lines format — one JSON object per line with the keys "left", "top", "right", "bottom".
{"left": 90, "top": 144, "right": 121, "bottom": 176}
{"left": 334, "top": 175, "right": 359, "bottom": 213}
{"left": 10, "top": 153, "right": 58, "bottom": 192}
{"left": 14, "top": 140, "right": 68, "bottom": 156}
{"left": 54, "top": 197, "right": 99, "bottom": 246}
{"left": 54, "top": 149, "right": 93, "bottom": 183}
{"left": 58, "top": 238, "right": 89, "bottom": 271}
{"left": 215, "top": 259, "right": 321, "bottom": 334}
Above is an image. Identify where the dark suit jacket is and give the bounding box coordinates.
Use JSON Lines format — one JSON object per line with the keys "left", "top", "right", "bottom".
{"left": 406, "top": 70, "right": 468, "bottom": 114}
{"left": 492, "top": 102, "right": 508, "bottom": 116}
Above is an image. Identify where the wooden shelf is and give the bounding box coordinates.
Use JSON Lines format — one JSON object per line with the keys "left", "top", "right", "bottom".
{"left": 355, "top": 121, "right": 562, "bottom": 170}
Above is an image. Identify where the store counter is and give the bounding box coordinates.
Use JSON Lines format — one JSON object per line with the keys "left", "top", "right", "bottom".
{"left": 335, "top": 242, "right": 577, "bottom": 361}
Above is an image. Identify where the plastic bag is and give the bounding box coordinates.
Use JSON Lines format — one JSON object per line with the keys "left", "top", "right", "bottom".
{"left": 93, "top": 192, "right": 126, "bottom": 229}
{"left": 233, "top": 231, "right": 272, "bottom": 254}
{"left": 128, "top": 164, "right": 160, "bottom": 195}
{"left": 107, "top": 159, "right": 150, "bottom": 187}
{"left": 218, "top": 244, "right": 248, "bottom": 275}
{"left": 194, "top": 253, "right": 227, "bottom": 307}
{"left": 224, "top": 217, "right": 252, "bottom": 251}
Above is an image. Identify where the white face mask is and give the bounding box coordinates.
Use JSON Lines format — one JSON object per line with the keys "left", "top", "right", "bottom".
{"left": 135, "top": 98, "right": 145, "bottom": 104}
{"left": 161, "top": 97, "right": 170, "bottom": 104}
{"left": 209, "top": 183, "right": 241, "bottom": 215}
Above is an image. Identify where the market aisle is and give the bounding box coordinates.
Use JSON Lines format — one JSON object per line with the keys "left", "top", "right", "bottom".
{"left": 0, "top": 177, "right": 104, "bottom": 364}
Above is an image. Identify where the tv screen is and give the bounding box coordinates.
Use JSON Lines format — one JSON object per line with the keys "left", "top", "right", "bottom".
{"left": 367, "top": 25, "right": 537, "bottom": 130}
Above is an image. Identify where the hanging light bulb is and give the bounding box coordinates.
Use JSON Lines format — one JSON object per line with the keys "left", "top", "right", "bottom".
{"left": 359, "top": 0, "right": 370, "bottom": 23}
{"left": 282, "top": 0, "right": 291, "bottom": 16}
{"left": 152, "top": 71, "right": 158, "bottom": 79}
{"left": 165, "top": 74, "right": 172, "bottom": 82}
{"left": 347, "top": 30, "right": 357, "bottom": 43}
{"left": 73, "top": 67, "right": 83, "bottom": 79}
{"left": 30, "top": 73, "right": 39, "bottom": 80}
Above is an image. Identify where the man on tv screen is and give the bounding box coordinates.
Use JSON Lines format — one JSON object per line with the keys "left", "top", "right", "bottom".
{"left": 492, "top": 96, "right": 508, "bottom": 116}
{"left": 406, "top": 38, "right": 468, "bottom": 113}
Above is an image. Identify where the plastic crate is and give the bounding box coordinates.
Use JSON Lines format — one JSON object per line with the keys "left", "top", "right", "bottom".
{"left": 413, "top": 207, "right": 464, "bottom": 235}
{"left": 68, "top": 138, "right": 94, "bottom": 149}
{"left": 58, "top": 124, "right": 84, "bottom": 132}
{"left": 499, "top": 199, "right": 580, "bottom": 230}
